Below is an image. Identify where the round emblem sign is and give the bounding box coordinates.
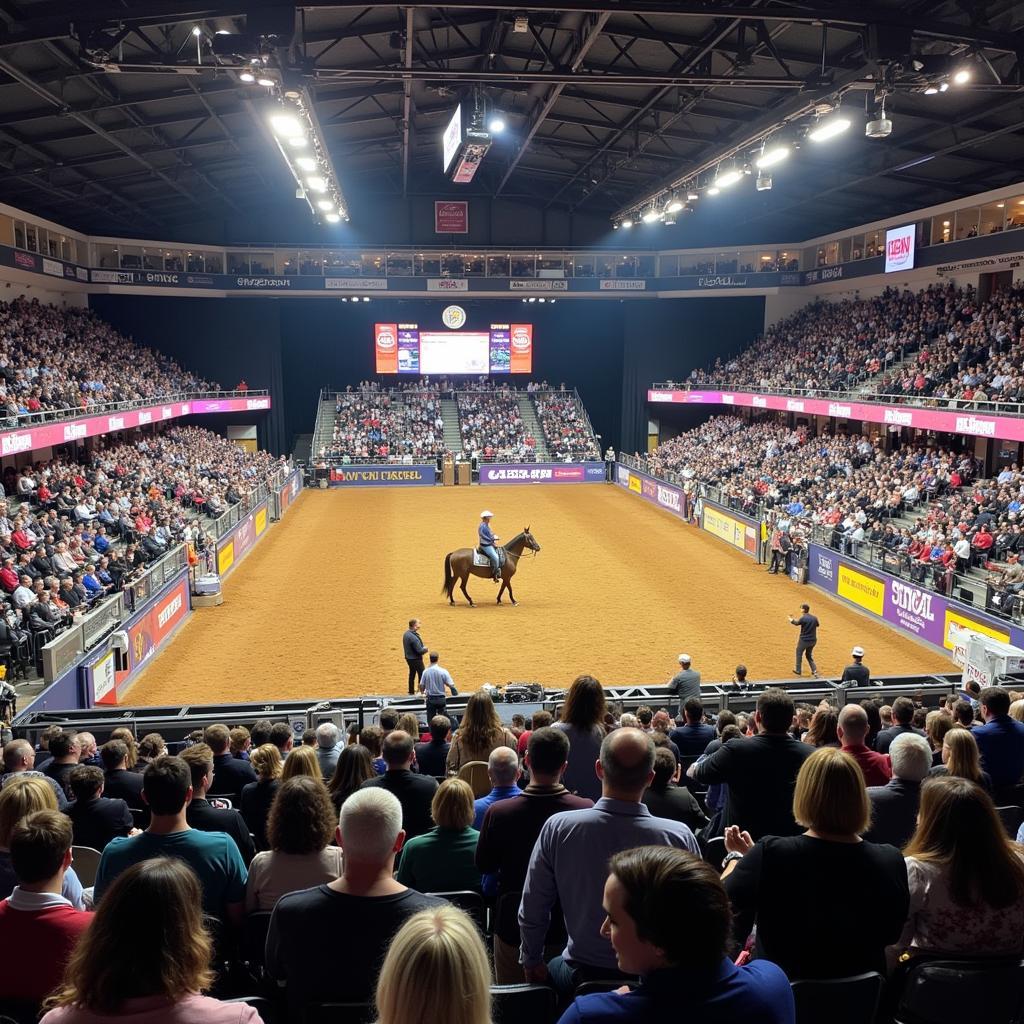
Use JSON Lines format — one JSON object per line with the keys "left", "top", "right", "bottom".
{"left": 442, "top": 305, "right": 467, "bottom": 329}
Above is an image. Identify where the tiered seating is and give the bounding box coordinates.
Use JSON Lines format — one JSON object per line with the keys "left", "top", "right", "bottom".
{"left": 324, "top": 386, "right": 446, "bottom": 461}
{"left": 456, "top": 388, "right": 533, "bottom": 461}
{"left": 532, "top": 390, "right": 600, "bottom": 460}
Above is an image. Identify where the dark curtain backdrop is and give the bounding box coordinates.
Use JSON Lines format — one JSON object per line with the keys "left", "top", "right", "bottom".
{"left": 89, "top": 294, "right": 763, "bottom": 455}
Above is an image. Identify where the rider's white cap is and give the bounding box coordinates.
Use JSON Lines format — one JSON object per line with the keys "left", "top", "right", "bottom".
{"left": 480, "top": 510, "right": 495, "bottom": 518}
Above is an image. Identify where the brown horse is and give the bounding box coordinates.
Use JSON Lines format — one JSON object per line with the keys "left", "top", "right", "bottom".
{"left": 442, "top": 528, "right": 541, "bottom": 607}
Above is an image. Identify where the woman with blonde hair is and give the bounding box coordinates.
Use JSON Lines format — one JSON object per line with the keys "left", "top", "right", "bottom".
{"left": 396, "top": 713, "right": 423, "bottom": 741}
{"left": 240, "top": 743, "right": 282, "bottom": 852}
{"left": 554, "top": 675, "right": 608, "bottom": 800}
{"left": 0, "top": 775, "right": 85, "bottom": 907}
{"left": 929, "top": 726, "right": 991, "bottom": 791}
{"left": 280, "top": 744, "right": 322, "bottom": 782}
{"left": 374, "top": 905, "right": 490, "bottom": 1024}
{"left": 396, "top": 779, "right": 481, "bottom": 893}
{"left": 1009, "top": 699, "right": 1024, "bottom": 723}
{"left": 722, "top": 747, "right": 909, "bottom": 979}
{"left": 108, "top": 727, "right": 139, "bottom": 770}
{"left": 445, "top": 691, "right": 517, "bottom": 773}
{"left": 42, "top": 857, "right": 263, "bottom": 1024}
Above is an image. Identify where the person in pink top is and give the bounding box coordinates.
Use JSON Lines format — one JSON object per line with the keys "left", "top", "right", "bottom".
{"left": 41, "top": 857, "right": 262, "bottom": 1024}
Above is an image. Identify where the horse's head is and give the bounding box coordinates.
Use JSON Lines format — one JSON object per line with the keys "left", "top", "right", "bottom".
{"left": 523, "top": 526, "right": 541, "bottom": 553}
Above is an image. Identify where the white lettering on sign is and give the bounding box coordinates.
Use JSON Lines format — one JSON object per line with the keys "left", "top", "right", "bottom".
{"left": 107, "top": 416, "right": 125, "bottom": 431}
{"left": 648, "top": 391, "right": 674, "bottom": 402}
{"left": 884, "top": 408, "right": 913, "bottom": 426}
{"left": 63, "top": 423, "right": 87, "bottom": 441}
{"left": 753, "top": 396, "right": 767, "bottom": 407}
{"left": 828, "top": 403, "right": 852, "bottom": 417}
{"left": 161, "top": 406, "right": 173, "bottom": 419}
{"left": 246, "top": 398, "right": 270, "bottom": 410}
{"left": 891, "top": 580, "right": 935, "bottom": 621}
{"left": 955, "top": 415, "right": 996, "bottom": 437}
{"left": 157, "top": 593, "right": 183, "bottom": 629}
{"left": 722, "top": 394, "right": 735, "bottom": 405}
{"left": 137, "top": 411, "right": 152, "bottom": 424}
{"left": 656, "top": 485, "right": 681, "bottom": 511}
{"left": 786, "top": 399, "right": 804, "bottom": 412}
{"left": 1, "top": 432, "right": 32, "bottom": 456}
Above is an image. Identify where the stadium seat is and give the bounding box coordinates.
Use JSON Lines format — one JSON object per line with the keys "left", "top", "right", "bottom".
{"left": 208, "top": 794, "right": 234, "bottom": 809}
{"left": 790, "top": 972, "right": 884, "bottom": 1024}
{"left": 702, "top": 835, "right": 726, "bottom": 870}
{"left": 70, "top": 845, "right": 102, "bottom": 888}
{"left": 575, "top": 980, "right": 634, "bottom": 997}
{"left": 240, "top": 911, "right": 273, "bottom": 974}
{"left": 996, "top": 805, "right": 1024, "bottom": 839}
{"left": 491, "top": 983, "right": 557, "bottom": 1024}
{"left": 429, "top": 890, "right": 487, "bottom": 933}
{"left": 894, "top": 957, "right": 1024, "bottom": 1024}
{"left": 457, "top": 761, "right": 491, "bottom": 797}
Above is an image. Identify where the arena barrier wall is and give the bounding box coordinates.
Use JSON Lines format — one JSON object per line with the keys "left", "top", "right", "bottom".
{"left": 807, "top": 543, "right": 1021, "bottom": 656}
{"left": 329, "top": 464, "right": 436, "bottom": 487}
{"left": 613, "top": 461, "right": 691, "bottom": 520}
{"left": 272, "top": 467, "right": 303, "bottom": 520}
{"left": 480, "top": 462, "right": 606, "bottom": 484}
{"left": 699, "top": 498, "right": 761, "bottom": 561}
{"left": 216, "top": 496, "right": 271, "bottom": 577}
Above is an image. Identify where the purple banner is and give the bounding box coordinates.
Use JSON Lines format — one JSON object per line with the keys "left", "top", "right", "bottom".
{"left": 480, "top": 462, "right": 605, "bottom": 484}
{"left": 329, "top": 464, "right": 436, "bottom": 486}
{"left": 489, "top": 329, "right": 511, "bottom": 374}
{"left": 613, "top": 461, "right": 689, "bottom": 520}
{"left": 398, "top": 329, "right": 420, "bottom": 374}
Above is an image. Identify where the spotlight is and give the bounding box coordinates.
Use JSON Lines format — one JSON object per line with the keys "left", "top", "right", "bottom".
{"left": 923, "top": 85, "right": 938, "bottom": 95}
{"left": 939, "top": 82, "right": 949, "bottom": 92}
{"left": 317, "top": 199, "right": 334, "bottom": 211}
{"left": 239, "top": 71, "right": 255, "bottom": 83}
{"left": 714, "top": 168, "right": 742, "bottom": 188}
{"left": 865, "top": 100, "right": 892, "bottom": 139}
{"left": 362, "top": 296, "right": 370, "bottom": 302}
{"left": 755, "top": 172, "right": 772, "bottom": 191}
{"left": 270, "top": 114, "right": 303, "bottom": 137}
{"left": 191, "top": 25, "right": 202, "bottom": 37}
{"left": 663, "top": 212, "right": 677, "bottom": 225}
{"left": 287, "top": 135, "right": 308, "bottom": 147}
{"left": 528, "top": 297, "right": 536, "bottom": 303}
{"left": 641, "top": 207, "right": 660, "bottom": 223}
{"left": 296, "top": 156, "right": 317, "bottom": 171}
{"left": 306, "top": 176, "right": 327, "bottom": 192}
{"left": 665, "top": 195, "right": 684, "bottom": 214}
{"left": 613, "top": 222, "right": 620, "bottom": 230}
{"left": 488, "top": 113, "right": 506, "bottom": 134}
{"left": 257, "top": 76, "right": 275, "bottom": 88}
{"left": 620, "top": 217, "right": 634, "bottom": 228}
{"left": 809, "top": 115, "right": 851, "bottom": 142}
{"left": 707, "top": 185, "right": 721, "bottom": 196}
{"left": 756, "top": 144, "right": 789, "bottom": 169}
{"left": 687, "top": 191, "right": 699, "bottom": 201}
{"left": 953, "top": 67, "right": 972, "bottom": 85}
{"left": 549, "top": 299, "right": 556, "bottom": 304}
{"left": 341, "top": 297, "right": 348, "bottom": 302}
{"left": 522, "top": 298, "right": 528, "bottom": 303}
{"left": 538, "top": 297, "right": 546, "bottom": 303}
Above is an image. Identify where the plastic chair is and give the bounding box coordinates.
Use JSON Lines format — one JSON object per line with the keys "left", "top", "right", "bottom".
{"left": 70, "top": 845, "right": 102, "bottom": 888}
{"left": 996, "top": 805, "right": 1024, "bottom": 839}
{"left": 895, "top": 957, "right": 1024, "bottom": 1024}
{"left": 240, "top": 911, "right": 273, "bottom": 971}
{"left": 703, "top": 835, "right": 726, "bottom": 869}
{"left": 491, "top": 983, "right": 557, "bottom": 1024}
{"left": 429, "top": 890, "right": 487, "bottom": 933}
{"left": 457, "top": 760, "right": 491, "bottom": 797}
{"left": 790, "top": 972, "right": 884, "bottom": 1024}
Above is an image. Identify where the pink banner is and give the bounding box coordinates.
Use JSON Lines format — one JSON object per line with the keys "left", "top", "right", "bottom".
{"left": 647, "top": 389, "right": 1021, "bottom": 442}
{"left": 0, "top": 396, "right": 270, "bottom": 457}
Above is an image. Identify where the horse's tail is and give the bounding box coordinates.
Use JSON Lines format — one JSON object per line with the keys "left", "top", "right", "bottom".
{"left": 442, "top": 552, "right": 454, "bottom": 598}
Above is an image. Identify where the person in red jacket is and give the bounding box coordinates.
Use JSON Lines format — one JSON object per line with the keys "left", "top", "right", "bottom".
{"left": 0, "top": 809, "right": 91, "bottom": 1004}
{"left": 972, "top": 525, "right": 994, "bottom": 566}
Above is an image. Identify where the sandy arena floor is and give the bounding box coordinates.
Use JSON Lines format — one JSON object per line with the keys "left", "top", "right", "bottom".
{"left": 123, "top": 484, "right": 954, "bottom": 706}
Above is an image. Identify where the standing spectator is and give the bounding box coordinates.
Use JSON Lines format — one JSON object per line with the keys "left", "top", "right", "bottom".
{"left": 362, "top": 731, "right": 438, "bottom": 840}
{"left": 476, "top": 727, "right": 593, "bottom": 983}
{"left": 642, "top": 749, "right": 707, "bottom": 832}
{"left": 553, "top": 674, "right": 607, "bottom": 802}
{"left": 327, "top": 744, "right": 374, "bottom": 813}
{"left": 472, "top": 747, "right": 521, "bottom": 829}
{"left": 396, "top": 778, "right": 482, "bottom": 893}
{"left": 414, "top": 716, "right": 451, "bottom": 778}
{"left": 0, "top": 811, "right": 91, "bottom": 1005}
{"left": 403, "top": 618, "right": 427, "bottom": 696}
{"left": 239, "top": 744, "right": 281, "bottom": 853}
{"left": 205, "top": 724, "right": 257, "bottom": 801}
{"left": 41, "top": 858, "right": 264, "bottom": 1024}
{"left": 65, "top": 765, "right": 133, "bottom": 852}
{"left": 419, "top": 651, "right": 457, "bottom": 721}
{"left": 519, "top": 729, "right": 700, "bottom": 994}
{"left": 180, "top": 744, "right": 255, "bottom": 866}
{"left": 314, "top": 722, "right": 341, "bottom": 780}
{"left": 666, "top": 654, "right": 701, "bottom": 718}
{"left": 445, "top": 692, "right": 517, "bottom": 774}
{"left": 245, "top": 776, "right": 343, "bottom": 912}
{"left": 875, "top": 697, "right": 926, "bottom": 755}
{"left": 265, "top": 788, "right": 444, "bottom": 1016}
{"left": 840, "top": 646, "right": 871, "bottom": 686}
{"left": 837, "top": 704, "right": 891, "bottom": 787}
{"left": 723, "top": 748, "right": 908, "bottom": 979}
{"left": 690, "top": 688, "right": 813, "bottom": 840}
{"left": 864, "top": 734, "right": 933, "bottom": 848}
{"left": 557, "top": 847, "right": 794, "bottom": 1024}
{"left": 669, "top": 697, "right": 715, "bottom": 756}
{"left": 788, "top": 603, "right": 819, "bottom": 677}
{"left": 973, "top": 685, "right": 1024, "bottom": 799}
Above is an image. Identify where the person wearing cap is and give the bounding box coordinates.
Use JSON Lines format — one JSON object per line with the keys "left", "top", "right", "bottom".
{"left": 667, "top": 654, "right": 701, "bottom": 719}
{"left": 841, "top": 647, "right": 871, "bottom": 687}
{"left": 478, "top": 511, "right": 501, "bottom": 582}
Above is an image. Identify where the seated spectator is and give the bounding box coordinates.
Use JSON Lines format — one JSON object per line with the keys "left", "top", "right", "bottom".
{"left": 446, "top": 692, "right": 518, "bottom": 774}
{"left": 723, "top": 747, "right": 909, "bottom": 979}
{"left": 94, "top": 755, "right": 247, "bottom": 928}
{"left": 0, "top": 776, "right": 84, "bottom": 908}
{"left": 180, "top": 744, "right": 255, "bottom": 866}
{"left": 414, "top": 715, "right": 451, "bottom": 777}
{"left": 245, "top": 776, "right": 343, "bottom": 912}
{"left": 803, "top": 707, "right": 840, "bottom": 748}
{"left": 314, "top": 722, "right": 341, "bottom": 779}
{"left": 973, "top": 685, "right": 1024, "bottom": 799}
{"left": 669, "top": 697, "right": 715, "bottom": 756}
{"left": 204, "top": 724, "right": 256, "bottom": 801}
{"left": 2, "top": 738, "right": 68, "bottom": 809}
{"left": 327, "top": 744, "right": 374, "bottom": 812}
{"left": 897, "top": 777, "right": 1024, "bottom": 961}
{"left": 239, "top": 743, "right": 281, "bottom": 852}
{"left": 553, "top": 675, "right": 607, "bottom": 802}
{"left": 396, "top": 778, "right": 482, "bottom": 893}
{"left": 100, "top": 740, "right": 144, "bottom": 807}
{"left": 929, "top": 726, "right": 992, "bottom": 790}
{"left": 472, "top": 746, "right": 521, "bottom": 829}
{"left": 374, "top": 905, "right": 492, "bottom": 1024}
{"left": 925, "top": 709, "right": 957, "bottom": 767}
{"left": 280, "top": 744, "right": 321, "bottom": 782}
{"left": 359, "top": 724, "right": 386, "bottom": 774}
{"left": 362, "top": 731, "right": 438, "bottom": 839}
{"left": 107, "top": 729, "right": 139, "bottom": 770}
{"left": 265, "top": 788, "right": 444, "bottom": 1015}
{"left": 557, "top": 847, "right": 794, "bottom": 1024}
{"left": 41, "top": 858, "right": 263, "bottom": 1024}
{"left": 642, "top": 748, "right": 707, "bottom": 832}
{"left": 42, "top": 730, "right": 80, "bottom": 800}
{"left": 229, "top": 727, "right": 251, "bottom": 761}
{"left": 838, "top": 704, "right": 892, "bottom": 787}
{"left": 864, "top": 733, "right": 933, "bottom": 848}
{"left": 268, "top": 722, "right": 294, "bottom": 757}
{"left": 876, "top": 696, "right": 926, "bottom": 754}
{"left": 135, "top": 734, "right": 167, "bottom": 772}
{"left": 396, "top": 713, "right": 423, "bottom": 741}
{"left": 75, "top": 733, "right": 101, "bottom": 768}
{"left": 66, "top": 765, "right": 133, "bottom": 852}
{"left": 0, "top": 811, "right": 91, "bottom": 1006}
{"left": 517, "top": 709, "right": 553, "bottom": 757}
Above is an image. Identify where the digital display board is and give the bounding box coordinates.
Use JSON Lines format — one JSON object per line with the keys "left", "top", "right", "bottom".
{"left": 375, "top": 322, "right": 532, "bottom": 374}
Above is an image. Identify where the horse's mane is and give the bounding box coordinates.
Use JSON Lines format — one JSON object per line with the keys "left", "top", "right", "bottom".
{"left": 504, "top": 530, "right": 525, "bottom": 548}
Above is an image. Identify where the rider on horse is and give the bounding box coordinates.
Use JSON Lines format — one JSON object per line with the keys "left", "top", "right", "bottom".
{"left": 478, "top": 511, "right": 501, "bottom": 582}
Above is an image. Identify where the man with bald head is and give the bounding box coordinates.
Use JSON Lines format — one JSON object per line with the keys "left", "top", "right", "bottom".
{"left": 838, "top": 703, "right": 892, "bottom": 787}
{"left": 518, "top": 727, "right": 700, "bottom": 995}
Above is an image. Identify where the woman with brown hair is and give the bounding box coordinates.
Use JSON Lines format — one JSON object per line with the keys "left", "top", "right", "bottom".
{"left": 896, "top": 776, "right": 1024, "bottom": 959}
{"left": 136, "top": 733, "right": 166, "bottom": 770}
{"left": 445, "top": 691, "right": 517, "bottom": 774}
{"left": 929, "top": 726, "right": 992, "bottom": 791}
{"left": 803, "top": 707, "right": 840, "bottom": 749}
{"left": 41, "top": 857, "right": 264, "bottom": 1023}
{"left": 396, "top": 712, "right": 423, "bottom": 741}
{"left": 280, "top": 744, "right": 321, "bottom": 782}
{"left": 327, "top": 744, "right": 374, "bottom": 812}
{"left": 245, "top": 776, "right": 343, "bottom": 912}
{"left": 108, "top": 727, "right": 139, "bottom": 770}
{"left": 554, "top": 675, "right": 607, "bottom": 800}
{"left": 240, "top": 743, "right": 282, "bottom": 852}
{"left": 924, "top": 710, "right": 957, "bottom": 767}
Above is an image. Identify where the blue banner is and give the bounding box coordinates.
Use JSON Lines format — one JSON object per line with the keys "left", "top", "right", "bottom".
{"left": 329, "top": 464, "right": 436, "bottom": 486}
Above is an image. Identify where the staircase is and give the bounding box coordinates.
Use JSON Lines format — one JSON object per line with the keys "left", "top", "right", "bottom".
{"left": 292, "top": 432, "right": 313, "bottom": 463}
{"left": 440, "top": 397, "right": 462, "bottom": 454}
{"left": 311, "top": 396, "right": 336, "bottom": 457}
{"left": 517, "top": 395, "right": 551, "bottom": 461}
{"left": 852, "top": 352, "right": 917, "bottom": 396}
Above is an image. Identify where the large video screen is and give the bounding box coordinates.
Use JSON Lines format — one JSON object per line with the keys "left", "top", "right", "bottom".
{"left": 375, "top": 323, "right": 532, "bottom": 374}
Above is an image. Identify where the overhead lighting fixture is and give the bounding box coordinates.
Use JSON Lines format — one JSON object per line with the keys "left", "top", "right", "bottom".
{"left": 620, "top": 217, "right": 634, "bottom": 228}
{"left": 953, "top": 67, "right": 972, "bottom": 85}
{"left": 665, "top": 195, "right": 684, "bottom": 213}
{"left": 613, "top": 221, "right": 620, "bottom": 230}
{"left": 714, "top": 168, "right": 742, "bottom": 188}
{"left": 287, "top": 135, "right": 308, "bottom": 147}
{"left": 808, "top": 114, "right": 851, "bottom": 142}
{"left": 663, "top": 212, "right": 677, "bottom": 225}
{"left": 191, "top": 25, "right": 202, "bottom": 37}
{"left": 687, "top": 190, "right": 699, "bottom": 201}
{"left": 865, "top": 98, "right": 892, "bottom": 139}
{"left": 325, "top": 213, "right": 340, "bottom": 223}
{"left": 316, "top": 199, "right": 334, "bottom": 211}
{"left": 538, "top": 297, "right": 546, "bottom": 303}
{"left": 306, "top": 177, "right": 327, "bottom": 193}
{"left": 755, "top": 173, "right": 772, "bottom": 192}
{"left": 756, "top": 144, "right": 790, "bottom": 169}
{"left": 487, "top": 113, "right": 506, "bottom": 134}
{"left": 362, "top": 296, "right": 370, "bottom": 302}
{"left": 296, "top": 156, "right": 317, "bottom": 171}
{"left": 257, "top": 76, "right": 275, "bottom": 88}
{"left": 641, "top": 207, "right": 660, "bottom": 223}
{"left": 239, "top": 71, "right": 255, "bottom": 83}
{"left": 528, "top": 296, "right": 536, "bottom": 303}
{"left": 939, "top": 81, "right": 949, "bottom": 92}
{"left": 707, "top": 185, "right": 721, "bottom": 196}
{"left": 270, "top": 113, "right": 303, "bottom": 138}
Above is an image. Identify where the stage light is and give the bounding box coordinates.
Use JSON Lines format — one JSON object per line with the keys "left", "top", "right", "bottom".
{"left": 538, "top": 297, "right": 546, "bottom": 303}
{"left": 317, "top": 199, "right": 334, "bottom": 211}
{"left": 296, "top": 156, "right": 317, "bottom": 171}
{"left": 613, "top": 221, "right": 620, "bottom": 230}
{"left": 939, "top": 81, "right": 949, "bottom": 92}
{"left": 953, "top": 67, "right": 972, "bottom": 85}
{"left": 287, "top": 135, "right": 308, "bottom": 147}
{"left": 306, "top": 176, "right": 327, "bottom": 192}
{"left": 687, "top": 191, "right": 699, "bottom": 201}
{"left": 756, "top": 144, "right": 789, "bottom": 169}
{"left": 239, "top": 71, "right": 255, "bottom": 83}
{"left": 809, "top": 115, "right": 851, "bottom": 142}
{"left": 488, "top": 113, "right": 506, "bottom": 134}
{"left": 714, "top": 168, "right": 742, "bottom": 188}
{"left": 707, "top": 186, "right": 720, "bottom": 196}
{"left": 641, "top": 207, "right": 660, "bottom": 223}
{"left": 665, "top": 195, "right": 684, "bottom": 213}
{"left": 620, "top": 217, "right": 633, "bottom": 228}
{"left": 663, "top": 212, "right": 677, "bottom": 225}
{"left": 924, "top": 85, "right": 938, "bottom": 95}
{"left": 549, "top": 299, "right": 556, "bottom": 304}
{"left": 257, "top": 76, "right": 275, "bottom": 88}
{"left": 528, "top": 297, "right": 536, "bottom": 303}
{"left": 755, "top": 173, "right": 772, "bottom": 191}
{"left": 270, "top": 113, "right": 303, "bottom": 138}
{"left": 192, "top": 25, "right": 202, "bottom": 37}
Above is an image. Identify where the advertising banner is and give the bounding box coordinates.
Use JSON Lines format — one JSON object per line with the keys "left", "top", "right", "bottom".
{"left": 329, "top": 464, "right": 437, "bottom": 487}
{"left": 374, "top": 323, "right": 399, "bottom": 373}
{"left": 215, "top": 499, "right": 269, "bottom": 578}
{"left": 612, "top": 461, "right": 690, "bottom": 521}
{"left": 807, "top": 543, "right": 1018, "bottom": 657}
{"left": 700, "top": 501, "right": 759, "bottom": 558}
{"left": 479, "top": 462, "right": 605, "bottom": 484}
{"left": 278, "top": 469, "right": 302, "bottom": 516}
{"left": 434, "top": 201, "right": 468, "bottom": 233}
{"left": 648, "top": 389, "right": 1024, "bottom": 444}
{"left": 885, "top": 224, "right": 916, "bottom": 273}
{"left": 509, "top": 324, "right": 533, "bottom": 373}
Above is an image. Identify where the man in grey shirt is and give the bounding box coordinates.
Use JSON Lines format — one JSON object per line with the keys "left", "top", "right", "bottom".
{"left": 667, "top": 653, "right": 701, "bottom": 719}
{"left": 419, "top": 651, "right": 457, "bottom": 721}
{"left": 315, "top": 722, "right": 341, "bottom": 780}
{"left": 518, "top": 728, "right": 699, "bottom": 995}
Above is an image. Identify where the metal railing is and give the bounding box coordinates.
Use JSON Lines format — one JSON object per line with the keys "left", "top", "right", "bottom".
{"left": 206, "top": 462, "right": 292, "bottom": 540}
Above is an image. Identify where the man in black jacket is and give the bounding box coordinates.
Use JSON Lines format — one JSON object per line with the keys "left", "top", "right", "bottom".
{"left": 202, "top": 723, "right": 256, "bottom": 801}
{"left": 875, "top": 696, "right": 926, "bottom": 754}
{"left": 864, "top": 732, "right": 932, "bottom": 848}
{"left": 42, "top": 730, "right": 80, "bottom": 799}
{"left": 690, "top": 688, "right": 812, "bottom": 840}
{"left": 66, "top": 764, "right": 134, "bottom": 851}
{"left": 402, "top": 618, "right": 427, "bottom": 696}
{"left": 100, "top": 739, "right": 145, "bottom": 807}
{"left": 360, "top": 731, "right": 437, "bottom": 840}
{"left": 180, "top": 743, "right": 255, "bottom": 866}
{"left": 414, "top": 715, "right": 451, "bottom": 777}
{"left": 840, "top": 646, "right": 871, "bottom": 687}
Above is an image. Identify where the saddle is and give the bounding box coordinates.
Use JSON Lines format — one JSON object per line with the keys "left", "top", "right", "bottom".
{"left": 474, "top": 547, "right": 507, "bottom": 569}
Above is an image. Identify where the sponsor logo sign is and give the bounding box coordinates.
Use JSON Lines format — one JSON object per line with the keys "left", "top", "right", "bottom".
{"left": 828, "top": 403, "right": 852, "bottom": 417}
{"left": 92, "top": 650, "right": 116, "bottom": 703}
{"left": 616, "top": 464, "right": 630, "bottom": 486}
{"left": 434, "top": 200, "right": 468, "bottom": 233}
{"left": 1, "top": 432, "right": 32, "bottom": 456}
{"left": 237, "top": 277, "right": 291, "bottom": 288}
{"left": 13, "top": 251, "right": 38, "bottom": 271}
{"left": 62, "top": 422, "right": 87, "bottom": 442}
{"left": 613, "top": 462, "right": 689, "bottom": 521}
{"left": 753, "top": 396, "right": 768, "bottom": 407}
{"left": 42, "top": 257, "right": 63, "bottom": 277}
{"left": 330, "top": 464, "right": 437, "bottom": 487}
{"left": 657, "top": 484, "right": 681, "bottom": 512}
{"left": 628, "top": 473, "right": 642, "bottom": 493}
{"left": 702, "top": 505, "right": 748, "bottom": 551}
{"left": 324, "top": 277, "right": 388, "bottom": 290}
{"left": 697, "top": 275, "right": 748, "bottom": 288}
{"left": 804, "top": 266, "right": 844, "bottom": 284}
{"left": 955, "top": 415, "right": 996, "bottom": 437}
{"left": 107, "top": 416, "right": 125, "bottom": 431}
{"left": 442, "top": 305, "right": 467, "bottom": 329}
{"left": 508, "top": 279, "right": 567, "bottom": 291}
{"left": 722, "top": 394, "right": 735, "bottom": 405}
{"left": 90, "top": 269, "right": 132, "bottom": 284}
{"left": 885, "top": 224, "right": 916, "bottom": 273}
{"left": 599, "top": 280, "right": 646, "bottom": 290}
{"left": 641, "top": 477, "right": 656, "bottom": 498}
{"left": 427, "top": 278, "right": 468, "bottom": 291}
{"left": 837, "top": 563, "right": 885, "bottom": 616}
{"left": 137, "top": 411, "right": 152, "bottom": 424}
{"left": 162, "top": 406, "right": 174, "bottom": 419}
{"left": 648, "top": 391, "right": 674, "bottom": 402}
{"left": 786, "top": 399, "right": 805, "bottom": 412}
{"left": 479, "top": 462, "right": 604, "bottom": 485}
{"left": 246, "top": 397, "right": 270, "bottom": 410}
{"left": 75, "top": 267, "right": 89, "bottom": 282}
{"left": 255, "top": 507, "right": 267, "bottom": 536}
{"left": 143, "top": 271, "right": 179, "bottom": 285}
{"left": 811, "top": 549, "right": 836, "bottom": 588}
{"left": 884, "top": 408, "right": 913, "bottom": 426}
